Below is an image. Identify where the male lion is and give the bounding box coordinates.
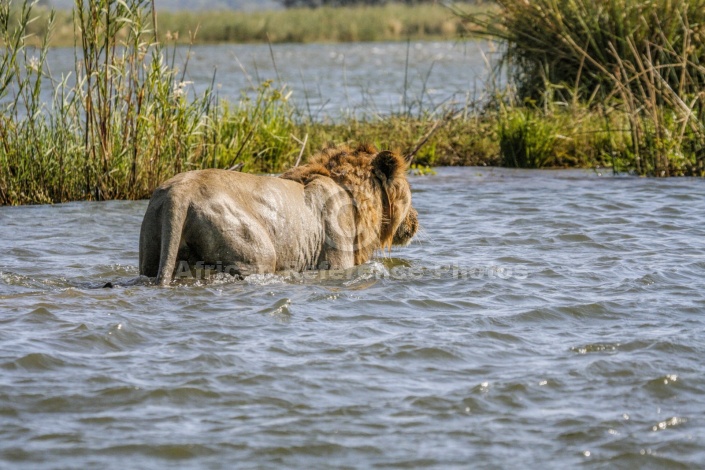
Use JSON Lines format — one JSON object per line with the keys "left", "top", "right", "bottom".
{"left": 139, "top": 144, "right": 418, "bottom": 285}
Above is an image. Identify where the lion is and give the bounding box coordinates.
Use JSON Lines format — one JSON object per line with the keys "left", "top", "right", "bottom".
{"left": 139, "top": 144, "right": 418, "bottom": 285}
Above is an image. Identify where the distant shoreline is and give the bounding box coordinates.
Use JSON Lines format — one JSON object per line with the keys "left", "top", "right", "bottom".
{"left": 21, "top": 4, "right": 492, "bottom": 48}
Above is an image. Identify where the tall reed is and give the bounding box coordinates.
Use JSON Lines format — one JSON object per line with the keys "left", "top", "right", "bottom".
{"left": 0, "top": 0, "right": 299, "bottom": 204}
{"left": 454, "top": 0, "right": 705, "bottom": 176}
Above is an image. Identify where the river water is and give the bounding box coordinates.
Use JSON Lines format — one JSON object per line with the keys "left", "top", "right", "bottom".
{"left": 30, "top": 40, "right": 494, "bottom": 118}
{"left": 1, "top": 167, "right": 704, "bottom": 468}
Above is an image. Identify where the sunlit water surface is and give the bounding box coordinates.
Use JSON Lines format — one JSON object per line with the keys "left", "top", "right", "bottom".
{"left": 1, "top": 167, "right": 705, "bottom": 468}
{"left": 27, "top": 40, "right": 495, "bottom": 118}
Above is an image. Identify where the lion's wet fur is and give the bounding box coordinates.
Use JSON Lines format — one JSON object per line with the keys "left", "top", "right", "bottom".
{"left": 282, "top": 143, "right": 411, "bottom": 265}
{"left": 140, "top": 143, "right": 416, "bottom": 284}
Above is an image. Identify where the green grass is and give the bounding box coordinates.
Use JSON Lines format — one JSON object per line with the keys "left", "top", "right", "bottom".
{"left": 0, "top": 0, "right": 299, "bottom": 204}
{"left": 454, "top": 0, "right": 705, "bottom": 176}
{"left": 16, "top": 3, "right": 494, "bottom": 48}
{"left": 3, "top": 0, "right": 705, "bottom": 206}
{"left": 453, "top": 0, "right": 705, "bottom": 100}
{"left": 0, "top": 0, "right": 493, "bottom": 204}
{"left": 0, "top": 0, "right": 507, "bottom": 206}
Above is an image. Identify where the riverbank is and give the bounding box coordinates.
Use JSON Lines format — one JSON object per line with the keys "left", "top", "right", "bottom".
{"left": 3, "top": 85, "right": 685, "bottom": 205}
{"left": 2, "top": 0, "right": 705, "bottom": 205}
{"left": 1, "top": 57, "right": 702, "bottom": 205}
{"left": 20, "top": 3, "right": 492, "bottom": 48}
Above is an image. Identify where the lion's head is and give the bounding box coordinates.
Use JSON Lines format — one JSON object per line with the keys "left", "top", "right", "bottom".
{"left": 282, "top": 143, "right": 417, "bottom": 263}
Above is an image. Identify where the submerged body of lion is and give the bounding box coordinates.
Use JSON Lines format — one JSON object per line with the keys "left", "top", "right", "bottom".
{"left": 139, "top": 144, "right": 418, "bottom": 285}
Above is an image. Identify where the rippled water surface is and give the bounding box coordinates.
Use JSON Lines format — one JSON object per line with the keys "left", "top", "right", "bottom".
{"left": 2, "top": 168, "right": 705, "bottom": 468}
{"left": 30, "top": 41, "right": 493, "bottom": 118}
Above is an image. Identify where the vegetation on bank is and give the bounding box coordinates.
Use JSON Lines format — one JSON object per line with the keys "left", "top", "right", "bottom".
{"left": 454, "top": 0, "right": 705, "bottom": 176}
{"left": 0, "top": 0, "right": 469, "bottom": 204}
{"left": 2, "top": 0, "right": 705, "bottom": 205}
{"left": 16, "top": 3, "right": 490, "bottom": 47}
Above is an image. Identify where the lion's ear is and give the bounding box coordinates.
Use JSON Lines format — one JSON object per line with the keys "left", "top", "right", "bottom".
{"left": 372, "top": 150, "right": 405, "bottom": 184}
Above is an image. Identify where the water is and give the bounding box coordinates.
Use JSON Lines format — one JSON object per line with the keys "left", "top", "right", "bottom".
{"left": 2, "top": 167, "right": 705, "bottom": 468}
{"left": 29, "top": 40, "right": 495, "bottom": 118}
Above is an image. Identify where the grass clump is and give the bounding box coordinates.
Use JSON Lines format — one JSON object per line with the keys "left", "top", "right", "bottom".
{"left": 493, "top": 100, "right": 634, "bottom": 170}
{"left": 454, "top": 0, "right": 705, "bottom": 176}
{"left": 1, "top": 0, "right": 214, "bottom": 203}
{"left": 214, "top": 81, "right": 300, "bottom": 174}
{"left": 455, "top": 0, "right": 705, "bottom": 101}
{"left": 0, "top": 0, "right": 302, "bottom": 204}
{"left": 498, "top": 106, "right": 562, "bottom": 169}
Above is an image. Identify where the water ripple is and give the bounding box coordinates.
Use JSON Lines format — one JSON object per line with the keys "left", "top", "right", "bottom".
{"left": 1, "top": 168, "right": 705, "bottom": 467}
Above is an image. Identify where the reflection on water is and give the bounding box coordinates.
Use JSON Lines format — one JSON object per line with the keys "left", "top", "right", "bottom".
{"left": 1, "top": 167, "right": 705, "bottom": 467}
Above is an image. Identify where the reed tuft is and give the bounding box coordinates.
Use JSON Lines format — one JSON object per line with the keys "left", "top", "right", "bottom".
{"left": 454, "top": 0, "right": 705, "bottom": 176}
{"left": 0, "top": 0, "right": 300, "bottom": 204}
